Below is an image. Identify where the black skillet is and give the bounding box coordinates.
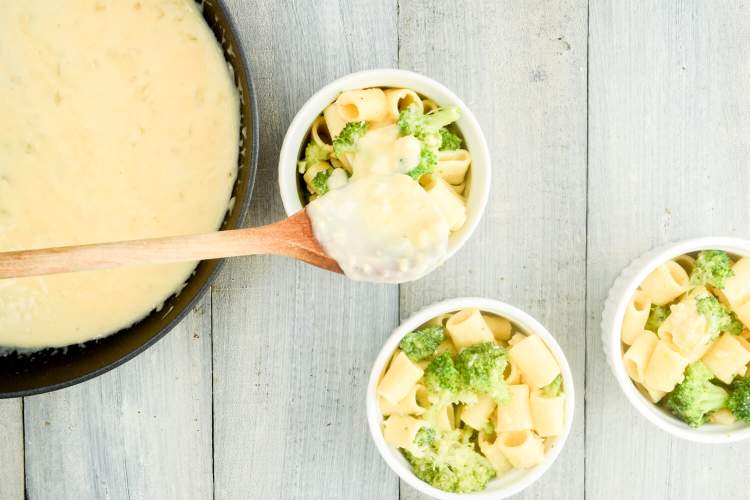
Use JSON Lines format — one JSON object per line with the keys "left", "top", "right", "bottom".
{"left": 0, "top": 0, "right": 258, "bottom": 398}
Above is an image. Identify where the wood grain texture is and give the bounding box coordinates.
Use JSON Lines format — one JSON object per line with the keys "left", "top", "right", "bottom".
{"left": 14, "top": 2, "right": 750, "bottom": 499}
{"left": 587, "top": 2, "right": 750, "bottom": 500}
{"left": 398, "top": 1, "right": 588, "bottom": 499}
{"left": 212, "top": 1, "right": 399, "bottom": 499}
{"left": 0, "top": 399, "right": 24, "bottom": 500}
{"left": 23, "top": 296, "right": 213, "bottom": 500}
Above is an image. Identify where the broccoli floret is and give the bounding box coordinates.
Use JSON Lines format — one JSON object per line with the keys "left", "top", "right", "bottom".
{"left": 439, "top": 128, "right": 462, "bottom": 151}
{"left": 665, "top": 361, "right": 728, "bottom": 427}
{"left": 403, "top": 428, "right": 496, "bottom": 493}
{"left": 424, "top": 352, "right": 463, "bottom": 399}
{"left": 297, "top": 142, "right": 329, "bottom": 174}
{"left": 406, "top": 147, "right": 437, "bottom": 181}
{"left": 332, "top": 121, "right": 368, "bottom": 156}
{"left": 310, "top": 170, "right": 332, "bottom": 196}
{"left": 398, "top": 106, "right": 461, "bottom": 137}
{"left": 398, "top": 106, "right": 461, "bottom": 150}
{"left": 540, "top": 374, "right": 563, "bottom": 398}
{"left": 727, "top": 376, "right": 750, "bottom": 423}
{"left": 690, "top": 250, "right": 734, "bottom": 289}
{"left": 413, "top": 426, "right": 436, "bottom": 449}
{"left": 644, "top": 304, "right": 671, "bottom": 333}
{"left": 423, "top": 353, "right": 476, "bottom": 429}
{"left": 400, "top": 326, "right": 445, "bottom": 362}
{"left": 398, "top": 106, "right": 460, "bottom": 178}
{"left": 454, "top": 342, "right": 510, "bottom": 405}
{"left": 696, "top": 295, "right": 743, "bottom": 337}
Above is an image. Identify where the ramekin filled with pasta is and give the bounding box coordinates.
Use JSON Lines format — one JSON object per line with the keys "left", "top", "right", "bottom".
{"left": 367, "top": 297, "right": 575, "bottom": 499}
{"left": 277, "top": 69, "right": 490, "bottom": 283}
{"left": 602, "top": 237, "right": 750, "bottom": 443}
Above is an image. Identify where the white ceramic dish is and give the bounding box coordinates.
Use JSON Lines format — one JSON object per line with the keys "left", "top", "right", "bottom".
{"left": 366, "top": 297, "right": 575, "bottom": 500}
{"left": 277, "top": 69, "right": 491, "bottom": 271}
{"left": 601, "top": 236, "right": 750, "bottom": 443}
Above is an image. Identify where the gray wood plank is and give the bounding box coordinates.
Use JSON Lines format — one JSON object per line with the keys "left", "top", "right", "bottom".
{"left": 0, "top": 399, "right": 24, "bottom": 500}
{"left": 23, "top": 296, "right": 213, "bottom": 500}
{"left": 211, "top": 1, "right": 400, "bottom": 499}
{"left": 398, "top": 1, "right": 588, "bottom": 499}
{"left": 587, "top": 2, "right": 750, "bottom": 500}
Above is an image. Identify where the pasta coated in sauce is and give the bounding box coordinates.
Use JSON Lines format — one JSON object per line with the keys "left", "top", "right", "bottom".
{"left": 298, "top": 87, "right": 472, "bottom": 283}
{"left": 377, "top": 308, "right": 566, "bottom": 493}
{"left": 620, "top": 251, "right": 750, "bottom": 428}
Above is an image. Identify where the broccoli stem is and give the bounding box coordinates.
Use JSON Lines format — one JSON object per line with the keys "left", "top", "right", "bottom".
{"left": 423, "top": 107, "right": 461, "bottom": 131}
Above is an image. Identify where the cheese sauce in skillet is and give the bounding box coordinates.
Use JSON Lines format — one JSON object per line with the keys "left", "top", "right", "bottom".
{"left": 0, "top": 0, "right": 239, "bottom": 349}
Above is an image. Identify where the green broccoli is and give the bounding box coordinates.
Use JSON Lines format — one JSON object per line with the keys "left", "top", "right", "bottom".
{"left": 696, "top": 295, "right": 743, "bottom": 337}
{"left": 424, "top": 352, "right": 463, "bottom": 400}
{"left": 644, "top": 304, "right": 671, "bottom": 333}
{"left": 399, "top": 326, "right": 445, "bottom": 362}
{"left": 413, "top": 426, "right": 437, "bottom": 449}
{"left": 406, "top": 147, "right": 437, "bottom": 181}
{"left": 540, "top": 374, "right": 563, "bottom": 398}
{"left": 665, "top": 361, "right": 728, "bottom": 427}
{"left": 297, "top": 142, "right": 329, "bottom": 174}
{"left": 727, "top": 376, "right": 750, "bottom": 423}
{"left": 332, "top": 121, "right": 368, "bottom": 157}
{"left": 398, "top": 106, "right": 461, "bottom": 149}
{"left": 423, "top": 352, "right": 477, "bottom": 411}
{"left": 439, "top": 128, "right": 462, "bottom": 151}
{"left": 690, "top": 250, "right": 735, "bottom": 289}
{"left": 454, "top": 342, "right": 510, "bottom": 405}
{"left": 403, "top": 428, "right": 496, "bottom": 493}
{"left": 310, "top": 169, "right": 332, "bottom": 196}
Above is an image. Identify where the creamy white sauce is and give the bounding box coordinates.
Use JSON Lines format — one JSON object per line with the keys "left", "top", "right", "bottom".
{"left": 307, "top": 174, "right": 450, "bottom": 283}
{"left": 350, "top": 125, "right": 422, "bottom": 179}
{"left": 0, "top": 0, "right": 239, "bottom": 349}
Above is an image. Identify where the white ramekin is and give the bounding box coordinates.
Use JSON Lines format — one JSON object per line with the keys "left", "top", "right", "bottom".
{"left": 366, "top": 297, "right": 575, "bottom": 500}
{"left": 601, "top": 236, "right": 750, "bottom": 443}
{"left": 277, "top": 69, "right": 491, "bottom": 268}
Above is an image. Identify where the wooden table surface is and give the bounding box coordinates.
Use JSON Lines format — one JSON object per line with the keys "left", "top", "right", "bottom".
{"left": 2, "top": 1, "right": 749, "bottom": 499}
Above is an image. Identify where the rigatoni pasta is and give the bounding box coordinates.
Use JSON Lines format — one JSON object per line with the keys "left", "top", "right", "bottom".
{"left": 383, "top": 415, "right": 426, "bottom": 449}
{"left": 445, "top": 308, "right": 494, "bottom": 350}
{"left": 495, "top": 384, "right": 532, "bottom": 432}
{"left": 495, "top": 430, "right": 546, "bottom": 469}
{"left": 460, "top": 395, "right": 496, "bottom": 430}
{"left": 509, "top": 335, "right": 561, "bottom": 389}
{"left": 482, "top": 313, "right": 512, "bottom": 342}
{"left": 619, "top": 249, "right": 750, "bottom": 428}
{"left": 639, "top": 260, "right": 690, "bottom": 305}
{"left": 296, "top": 86, "right": 470, "bottom": 235}
{"left": 621, "top": 290, "right": 651, "bottom": 345}
{"left": 379, "top": 384, "right": 427, "bottom": 417}
{"left": 701, "top": 333, "right": 750, "bottom": 384}
{"left": 377, "top": 307, "right": 567, "bottom": 493}
{"left": 623, "top": 330, "right": 658, "bottom": 384}
{"left": 384, "top": 88, "right": 423, "bottom": 121}
{"left": 377, "top": 351, "right": 424, "bottom": 405}
{"left": 478, "top": 432, "right": 513, "bottom": 475}
{"left": 643, "top": 340, "right": 689, "bottom": 392}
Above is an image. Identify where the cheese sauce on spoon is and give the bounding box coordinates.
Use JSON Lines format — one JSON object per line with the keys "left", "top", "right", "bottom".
{"left": 306, "top": 174, "right": 450, "bottom": 283}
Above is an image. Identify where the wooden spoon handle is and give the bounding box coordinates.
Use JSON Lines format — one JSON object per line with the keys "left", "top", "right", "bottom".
{"left": 0, "top": 210, "right": 341, "bottom": 278}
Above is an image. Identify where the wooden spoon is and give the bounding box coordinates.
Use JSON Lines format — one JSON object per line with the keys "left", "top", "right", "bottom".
{"left": 0, "top": 210, "right": 342, "bottom": 279}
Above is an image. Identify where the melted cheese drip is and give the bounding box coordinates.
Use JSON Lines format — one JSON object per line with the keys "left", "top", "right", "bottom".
{"left": 0, "top": 0, "right": 239, "bottom": 349}
{"left": 307, "top": 174, "right": 449, "bottom": 283}
{"left": 350, "top": 125, "right": 422, "bottom": 179}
